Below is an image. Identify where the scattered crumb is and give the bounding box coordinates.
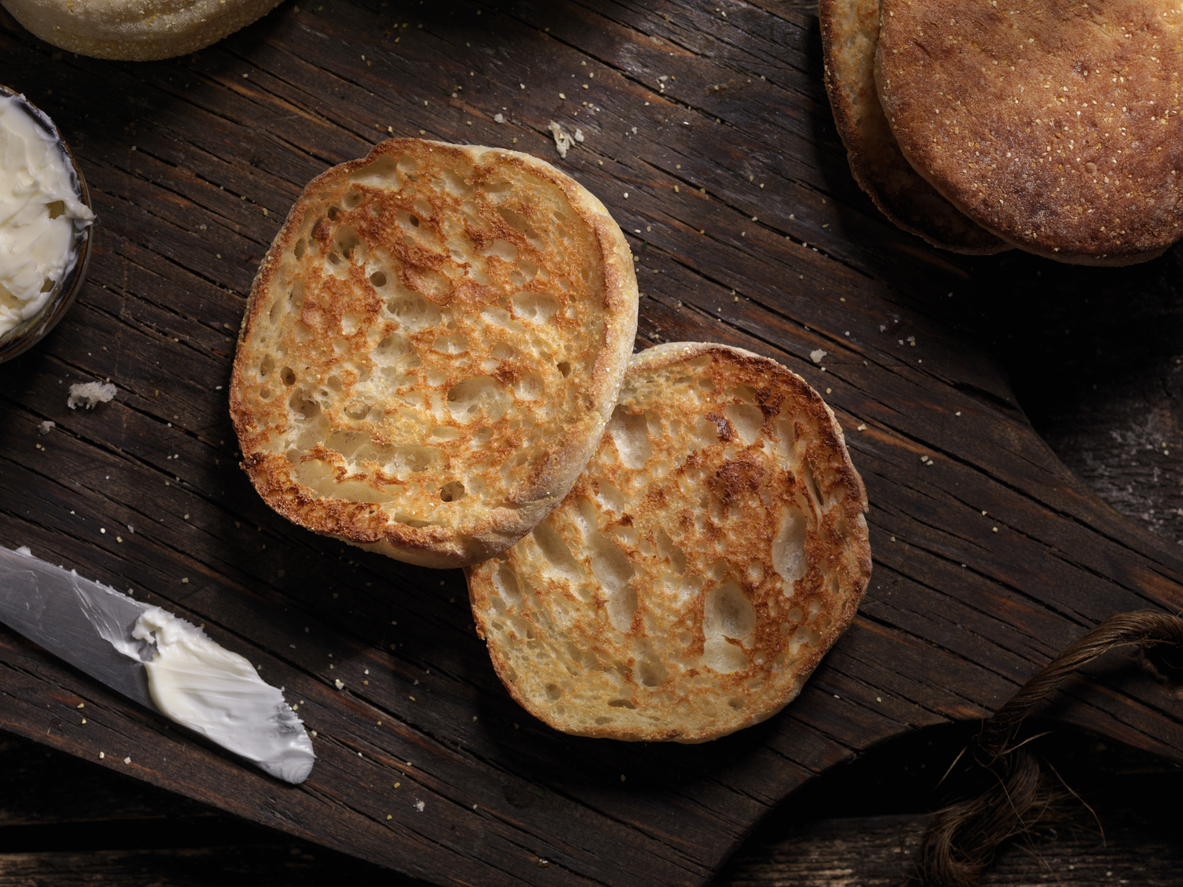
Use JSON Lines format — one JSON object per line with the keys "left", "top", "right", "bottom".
{"left": 67, "top": 381, "right": 116, "bottom": 410}
{"left": 809, "top": 349, "right": 826, "bottom": 364}
{"left": 493, "top": 113, "right": 504, "bottom": 123}
{"left": 38, "top": 420, "right": 55, "bottom": 434}
{"left": 548, "top": 121, "right": 578, "bottom": 158}
{"left": 415, "top": 800, "right": 426, "bottom": 812}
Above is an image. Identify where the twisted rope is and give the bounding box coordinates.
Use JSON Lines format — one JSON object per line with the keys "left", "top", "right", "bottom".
{"left": 905, "top": 610, "right": 1183, "bottom": 887}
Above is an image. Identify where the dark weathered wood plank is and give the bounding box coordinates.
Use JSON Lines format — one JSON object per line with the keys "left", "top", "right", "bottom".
{"left": 2, "top": 0, "right": 1183, "bottom": 884}
{"left": 4, "top": 723, "right": 1183, "bottom": 887}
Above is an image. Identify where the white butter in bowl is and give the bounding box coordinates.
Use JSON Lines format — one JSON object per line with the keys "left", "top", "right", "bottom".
{"left": 0, "top": 86, "right": 94, "bottom": 362}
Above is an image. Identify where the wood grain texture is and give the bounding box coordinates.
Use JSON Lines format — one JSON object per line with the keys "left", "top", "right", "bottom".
{"left": 3, "top": 725, "right": 1182, "bottom": 885}
{"left": 1, "top": 0, "right": 1182, "bottom": 884}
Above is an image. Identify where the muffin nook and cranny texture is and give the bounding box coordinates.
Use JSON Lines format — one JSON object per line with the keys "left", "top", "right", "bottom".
{"left": 230, "top": 139, "right": 639, "bottom": 568}
{"left": 466, "top": 343, "right": 872, "bottom": 743}
{"left": 231, "top": 138, "right": 872, "bottom": 742}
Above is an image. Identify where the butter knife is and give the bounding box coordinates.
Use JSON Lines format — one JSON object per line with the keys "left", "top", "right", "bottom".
{"left": 0, "top": 545, "right": 314, "bottom": 784}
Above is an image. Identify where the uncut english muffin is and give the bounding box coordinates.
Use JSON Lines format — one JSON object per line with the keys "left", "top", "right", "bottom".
{"left": 230, "top": 139, "right": 639, "bottom": 568}
{"left": 466, "top": 343, "right": 872, "bottom": 742}
{"left": 1, "top": 0, "right": 281, "bottom": 60}
{"left": 818, "top": 0, "right": 1008, "bottom": 254}
{"left": 876, "top": 0, "right": 1183, "bottom": 265}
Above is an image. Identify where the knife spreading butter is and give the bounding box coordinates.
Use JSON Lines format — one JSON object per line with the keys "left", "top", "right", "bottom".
{"left": 128, "top": 607, "right": 316, "bottom": 784}
{"left": 2, "top": 545, "right": 315, "bottom": 784}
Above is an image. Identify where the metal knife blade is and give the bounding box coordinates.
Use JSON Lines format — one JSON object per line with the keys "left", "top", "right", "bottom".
{"left": 0, "top": 546, "right": 156, "bottom": 707}
{"left": 0, "top": 545, "right": 314, "bottom": 784}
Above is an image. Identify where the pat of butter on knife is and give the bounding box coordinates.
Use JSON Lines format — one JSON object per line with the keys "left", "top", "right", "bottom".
{"left": 0, "top": 545, "right": 314, "bottom": 784}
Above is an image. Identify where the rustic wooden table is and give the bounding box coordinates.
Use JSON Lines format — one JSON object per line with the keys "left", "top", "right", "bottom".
{"left": 2, "top": 0, "right": 1183, "bottom": 884}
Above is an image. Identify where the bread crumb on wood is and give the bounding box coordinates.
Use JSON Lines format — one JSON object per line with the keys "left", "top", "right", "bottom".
{"left": 38, "top": 420, "right": 55, "bottom": 434}
{"left": 809, "top": 349, "right": 827, "bottom": 364}
{"left": 67, "top": 381, "right": 116, "bottom": 410}
{"left": 547, "top": 121, "right": 582, "bottom": 157}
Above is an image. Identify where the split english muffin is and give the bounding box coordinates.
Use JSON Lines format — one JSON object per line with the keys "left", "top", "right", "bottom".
{"left": 466, "top": 342, "right": 872, "bottom": 742}
{"left": 230, "top": 138, "right": 639, "bottom": 568}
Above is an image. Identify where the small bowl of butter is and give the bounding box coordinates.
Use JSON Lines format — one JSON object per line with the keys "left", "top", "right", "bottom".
{"left": 0, "top": 85, "right": 94, "bottom": 363}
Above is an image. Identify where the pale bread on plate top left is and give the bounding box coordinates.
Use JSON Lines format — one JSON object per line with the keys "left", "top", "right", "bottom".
{"left": 466, "top": 342, "right": 871, "bottom": 742}
{"left": 1, "top": 0, "right": 282, "bottom": 60}
{"left": 230, "top": 138, "right": 639, "bottom": 569}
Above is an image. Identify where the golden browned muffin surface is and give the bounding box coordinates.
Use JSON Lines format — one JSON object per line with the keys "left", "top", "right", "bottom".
{"left": 231, "top": 139, "right": 639, "bottom": 568}
{"left": 467, "top": 342, "right": 871, "bottom": 742}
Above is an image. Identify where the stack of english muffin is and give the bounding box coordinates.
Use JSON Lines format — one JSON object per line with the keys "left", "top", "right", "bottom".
{"left": 821, "top": 0, "right": 1183, "bottom": 265}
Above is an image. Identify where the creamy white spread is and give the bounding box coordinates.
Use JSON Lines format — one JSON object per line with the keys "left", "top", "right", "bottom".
{"left": 0, "top": 93, "right": 94, "bottom": 335}
{"left": 130, "top": 608, "right": 316, "bottom": 784}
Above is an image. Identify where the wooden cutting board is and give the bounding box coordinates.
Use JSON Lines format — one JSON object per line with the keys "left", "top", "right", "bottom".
{"left": 2, "top": 1, "right": 1182, "bottom": 884}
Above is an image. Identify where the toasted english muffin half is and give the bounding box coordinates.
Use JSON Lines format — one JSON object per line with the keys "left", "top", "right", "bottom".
{"left": 1, "top": 0, "right": 281, "bottom": 60}
{"left": 876, "top": 0, "right": 1183, "bottom": 265}
{"left": 818, "top": 0, "right": 1008, "bottom": 254}
{"left": 466, "top": 342, "right": 872, "bottom": 742}
{"left": 230, "top": 139, "right": 639, "bottom": 568}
